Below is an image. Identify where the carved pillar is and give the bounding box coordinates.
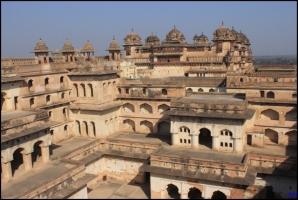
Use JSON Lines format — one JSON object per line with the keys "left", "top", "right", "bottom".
{"left": 118, "top": 53, "right": 121, "bottom": 60}
{"left": 88, "top": 124, "right": 95, "bottom": 138}
{"left": 1, "top": 161, "right": 12, "bottom": 181}
{"left": 35, "top": 55, "right": 38, "bottom": 64}
{"left": 191, "top": 135, "right": 198, "bottom": 148}
{"left": 22, "top": 153, "right": 32, "bottom": 170}
{"left": 68, "top": 54, "right": 71, "bottom": 63}
{"left": 172, "top": 133, "right": 179, "bottom": 145}
{"left": 41, "top": 146, "right": 50, "bottom": 163}
{"left": 40, "top": 54, "right": 44, "bottom": 64}
{"left": 72, "top": 54, "right": 75, "bottom": 62}
{"left": 109, "top": 53, "right": 112, "bottom": 61}
{"left": 180, "top": 193, "right": 188, "bottom": 199}
{"left": 46, "top": 54, "right": 49, "bottom": 63}
{"left": 212, "top": 136, "right": 220, "bottom": 150}
{"left": 233, "top": 138, "right": 243, "bottom": 152}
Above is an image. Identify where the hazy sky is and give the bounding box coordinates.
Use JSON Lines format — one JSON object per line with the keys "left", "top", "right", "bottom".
{"left": 1, "top": 1, "right": 297, "bottom": 57}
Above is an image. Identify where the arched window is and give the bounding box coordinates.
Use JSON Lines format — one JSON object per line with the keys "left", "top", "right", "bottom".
{"left": 80, "top": 84, "right": 86, "bottom": 97}
{"left": 73, "top": 84, "right": 78, "bottom": 97}
{"left": 75, "top": 121, "right": 81, "bottom": 135}
{"left": 198, "top": 88, "right": 204, "bottom": 92}
{"left": 240, "top": 78, "right": 243, "bottom": 82}
{"left": 90, "top": 121, "right": 96, "bottom": 137}
{"left": 60, "top": 76, "right": 64, "bottom": 87}
{"left": 30, "top": 98, "right": 35, "bottom": 108}
{"left": 28, "top": 79, "right": 33, "bottom": 92}
{"left": 46, "top": 95, "right": 51, "bottom": 104}
{"left": 142, "top": 88, "right": 147, "bottom": 95}
{"left": 45, "top": 78, "right": 49, "bottom": 89}
{"left": 61, "top": 92, "right": 65, "bottom": 100}
{"left": 209, "top": 88, "right": 215, "bottom": 92}
{"left": 87, "top": 83, "right": 93, "bottom": 97}
{"left": 186, "top": 88, "right": 193, "bottom": 92}
{"left": 267, "top": 91, "right": 274, "bottom": 98}
{"left": 162, "top": 89, "right": 167, "bottom": 95}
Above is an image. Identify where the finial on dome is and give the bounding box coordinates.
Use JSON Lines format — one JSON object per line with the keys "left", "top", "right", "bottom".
{"left": 131, "top": 28, "right": 133, "bottom": 32}
{"left": 113, "top": 35, "right": 115, "bottom": 40}
{"left": 40, "top": 37, "right": 42, "bottom": 40}
{"left": 232, "top": 26, "right": 234, "bottom": 30}
{"left": 240, "top": 30, "right": 242, "bottom": 33}
{"left": 87, "top": 39, "right": 89, "bottom": 42}
{"left": 67, "top": 38, "right": 68, "bottom": 40}
{"left": 174, "top": 25, "right": 176, "bottom": 29}
{"left": 222, "top": 21, "right": 224, "bottom": 26}
{"left": 202, "top": 31, "right": 203, "bottom": 35}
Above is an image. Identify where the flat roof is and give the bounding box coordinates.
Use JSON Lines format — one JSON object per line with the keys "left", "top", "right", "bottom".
{"left": 155, "top": 146, "right": 246, "bottom": 164}
{"left": 1, "top": 110, "right": 35, "bottom": 122}
{"left": 174, "top": 93, "right": 245, "bottom": 103}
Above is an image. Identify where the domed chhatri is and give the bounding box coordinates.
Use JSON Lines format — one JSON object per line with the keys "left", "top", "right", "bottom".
{"left": 81, "top": 40, "right": 97, "bottom": 53}
{"left": 61, "top": 39, "right": 75, "bottom": 52}
{"left": 108, "top": 36, "right": 121, "bottom": 50}
{"left": 123, "top": 29, "right": 142, "bottom": 45}
{"left": 31, "top": 38, "right": 51, "bottom": 53}
{"left": 213, "top": 22, "right": 236, "bottom": 41}
{"left": 193, "top": 32, "right": 209, "bottom": 44}
{"left": 162, "top": 25, "right": 186, "bottom": 44}
{"left": 107, "top": 36, "right": 121, "bottom": 61}
{"left": 145, "top": 32, "right": 160, "bottom": 46}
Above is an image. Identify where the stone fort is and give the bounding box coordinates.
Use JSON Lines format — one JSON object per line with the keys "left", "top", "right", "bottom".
{"left": 1, "top": 22, "right": 297, "bottom": 199}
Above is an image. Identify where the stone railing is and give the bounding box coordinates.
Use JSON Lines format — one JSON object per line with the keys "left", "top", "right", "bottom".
{"left": 187, "top": 56, "right": 224, "bottom": 63}
{"left": 1, "top": 57, "right": 37, "bottom": 66}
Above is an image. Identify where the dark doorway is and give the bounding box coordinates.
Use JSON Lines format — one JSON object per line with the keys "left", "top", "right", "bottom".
{"left": 247, "top": 135, "right": 252, "bottom": 146}
{"left": 32, "top": 141, "right": 42, "bottom": 166}
{"left": 199, "top": 128, "right": 212, "bottom": 149}
{"left": 11, "top": 148, "right": 24, "bottom": 176}
{"left": 211, "top": 190, "right": 226, "bottom": 199}
{"left": 166, "top": 184, "right": 180, "bottom": 199}
{"left": 158, "top": 121, "right": 171, "bottom": 135}
{"left": 265, "top": 186, "right": 275, "bottom": 199}
{"left": 188, "top": 187, "right": 203, "bottom": 199}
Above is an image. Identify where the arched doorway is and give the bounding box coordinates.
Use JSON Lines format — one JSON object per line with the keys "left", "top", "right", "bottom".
{"left": 199, "top": 128, "right": 212, "bottom": 149}
{"left": 11, "top": 148, "right": 24, "bottom": 176}
{"left": 211, "top": 190, "right": 226, "bottom": 199}
{"left": 123, "top": 119, "right": 135, "bottom": 132}
{"left": 166, "top": 184, "right": 180, "bottom": 199}
{"left": 188, "top": 187, "right": 203, "bottom": 199}
{"left": 32, "top": 141, "right": 43, "bottom": 167}
{"left": 1, "top": 92, "right": 6, "bottom": 111}
{"left": 140, "top": 120, "right": 153, "bottom": 133}
{"left": 158, "top": 121, "right": 170, "bottom": 135}
{"left": 264, "top": 129, "right": 278, "bottom": 144}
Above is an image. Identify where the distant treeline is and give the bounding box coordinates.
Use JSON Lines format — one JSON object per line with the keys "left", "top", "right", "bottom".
{"left": 254, "top": 55, "right": 297, "bottom": 65}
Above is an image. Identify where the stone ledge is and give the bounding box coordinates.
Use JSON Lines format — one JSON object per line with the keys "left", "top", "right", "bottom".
{"left": 49, "top": 174, "right": 97, "bottom": 199}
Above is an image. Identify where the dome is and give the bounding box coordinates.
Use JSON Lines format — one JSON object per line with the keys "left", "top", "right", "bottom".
{"left": 31, "top": 38, "right": 51, "bottom": 53}
{"left": 194, "top": 32, "right": 209, "bottom": 44}
{"left": 145, "top": 33, "right": 160, "bottom": 46}
{"left": 212, "top": 22, "right": 235, "bottom": 41}
{"left": 81, "top": 40, "right": 96, "bottom": 52}
{"left": 123, "top": 29, "right": 142, "bottom": 45}
{"left": 162, "top": 25, "right": 186, "bottom": 44}
{"left": 61, "top": 39, "right": 75, "bottom": 52}
{"left": 108, "top": 37, "right": 121, "bottom": 50}
{"left": 238, "top": 30, "right": 250, "bottom": 44}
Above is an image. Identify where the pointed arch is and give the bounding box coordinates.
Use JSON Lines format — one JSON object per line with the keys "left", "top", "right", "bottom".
{"left": 140, "top": 120, "right": 153, "bottom": 133}
{"left": 260, "top": 109, "right": 279, "bottom": 120}
{"left": 140, "top": 103, "right": 152, "bottom": 114}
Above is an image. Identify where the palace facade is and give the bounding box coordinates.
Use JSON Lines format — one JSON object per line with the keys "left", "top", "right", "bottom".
{"left": 1, "top": 23, "right": 297, "bottom": 199}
